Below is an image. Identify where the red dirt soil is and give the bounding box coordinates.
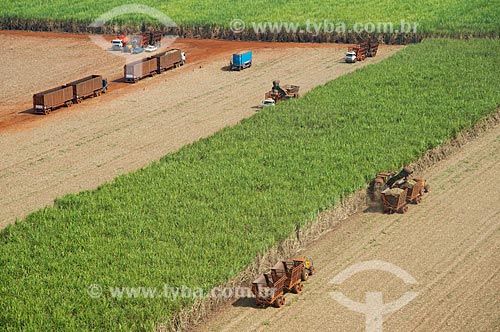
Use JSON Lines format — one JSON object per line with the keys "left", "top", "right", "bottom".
{"left": 0, "top": 30, "right": 344, "bottom": 132}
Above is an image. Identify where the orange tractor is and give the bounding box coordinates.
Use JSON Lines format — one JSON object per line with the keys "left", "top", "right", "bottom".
{"left": 373, "top": 167, "right": 430, "bottom": 214}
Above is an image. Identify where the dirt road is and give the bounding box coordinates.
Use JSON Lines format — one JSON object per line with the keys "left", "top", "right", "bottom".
{"left": 0, "top": 31, "right": 402, "bottom": 227}
{"left": 199, "top": 122, "right": 500, "bottom": 332}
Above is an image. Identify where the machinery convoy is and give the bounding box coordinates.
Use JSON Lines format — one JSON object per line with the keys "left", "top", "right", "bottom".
{"left": 32, "top": 34, "right": 384, "bottom": 114}
{"left": 252, "top": 258, "right": 315, "bottom": 308}
{"left": 372, "top": 167, "right": 430, "bottom": 214}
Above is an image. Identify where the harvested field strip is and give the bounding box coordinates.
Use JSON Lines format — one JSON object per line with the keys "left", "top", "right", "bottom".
{"left": 1, "top": 39, "right": 500, "bottom": 331}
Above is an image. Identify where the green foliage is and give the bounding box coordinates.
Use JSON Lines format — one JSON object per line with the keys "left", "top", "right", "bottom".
{"left": 1, "top": 39, "right": 500, "bottom": 331}
{"left": 2, "top": 0, "right": 500, "bottom": 33}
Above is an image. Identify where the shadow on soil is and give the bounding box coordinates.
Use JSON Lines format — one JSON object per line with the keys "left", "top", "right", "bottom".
{"left": 19, "top": 108, "right": 40, "bottom": 115}
{"left": 231, "top": 297, "right": 261, "bottom": 309}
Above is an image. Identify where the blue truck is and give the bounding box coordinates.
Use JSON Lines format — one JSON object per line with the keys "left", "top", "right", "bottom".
{"left": 230, "top": 51, "right": 252, "bottom": 71}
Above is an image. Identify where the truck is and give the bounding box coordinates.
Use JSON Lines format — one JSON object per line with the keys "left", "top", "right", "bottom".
{"left": 230, "top": 51, "right": 252, "bottom": 71}
{"left": 152, "top": 49, "right": 184, "bottom": 73}
{"left": 67, "top": 75, "right": 108, "bottom": 104}
{"left": 265, "top": 80, "right": 300, "bottom": 103}
{"left": 345, "top": 40, "right": 380, "bottom": 63}
{"left": 33, "top": 85, "right": 74, "bottom": 114}
{"left": 124, "top": 57, "right": 158, "bottom": 83}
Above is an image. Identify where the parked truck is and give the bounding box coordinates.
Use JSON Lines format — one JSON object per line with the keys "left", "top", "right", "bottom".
{"left": 152, "top": 49, "right": 185, "bottom": 73}
{"left": 230, "top": 51, "right": 252, "bottom": 71}
{"left": 33, "top": 75, "right": 108, "bottom": 114}
{"left": 67, "top": 75, "right": 108, "bottom": 104}
{"left": 124, "top": 49, "right": 186, "bottom": 83}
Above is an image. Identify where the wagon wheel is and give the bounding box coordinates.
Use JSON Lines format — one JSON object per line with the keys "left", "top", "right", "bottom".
{"left": 424, "top": 185, "right": 430, "bottom": 193}
{"left": 416, "top": 196, "right": 423, "bottom": 204}
{"left": 77, "top": 98, "right": 83, "bottom": 104}
{"left": 274, "top": 297, "right": 283, "bottom": 308}
{"left": 301, "top": 269, "right": 309, "bottom": 281}
{"left": 293, "top": 283, "right": 303, "bottom": 294}
{"left": 292, "top": 284, "right": 300, "bottom": 294}
{"left": 44, "top": 109, "right": 51, "bottom": 115}
{"left": 399, "top": 206, "right": 409, "bottom": 214}
{"left": 280, "top": 296, "right": 286, "bottom": 307}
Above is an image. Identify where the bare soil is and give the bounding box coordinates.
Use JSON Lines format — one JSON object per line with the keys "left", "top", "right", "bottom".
{"left": 198, "top": 121, "right": 500, "bottom": 332}
{"left": 0, "top": 31, "right": 402, "bottom": 227}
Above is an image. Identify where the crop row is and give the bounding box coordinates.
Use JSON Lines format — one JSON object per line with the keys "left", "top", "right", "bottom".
{"left": 1, "top": 39, "right": 500, "bottom": 331}
{"left": 1, "top": 0, "right": 500, "bottom": 34}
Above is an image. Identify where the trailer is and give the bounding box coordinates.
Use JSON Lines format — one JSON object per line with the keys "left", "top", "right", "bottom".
{"left": 124, "top": 57, "right": 158, "bottom": 83}
{"left": 230, "top": 51, "right": 252, "bottom": 71}
{"left": 252, "top": 273, "right": 287, "bottom": 308}
{"left": 33, "top": 85, "right": 74, "bottom": 114}
{"left": 142, "top": 31, "right": 162, "bottom": 46}
{"left": 367, "top": 41, "right": 379, "bottom": 57}
{"left": 381, "top": 188, "right": 409, "bottom": 214}
{"left": 67, "top": 75, "right": 108, "bottom": 103}
{"left": 271, "top": 260, "right": 304, "bottom": 294}
{"left": 152, "top": 49, "right": 184, "bottom": 73}
{"left": 399, "top": 177, "right": 426, "bottom": 204}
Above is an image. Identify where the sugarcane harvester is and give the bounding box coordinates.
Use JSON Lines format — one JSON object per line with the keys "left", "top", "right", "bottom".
{"left": 372, "top": 167, "right": 430, "bottom": 214}
{"left": 265, "top": 80, "right": 300, "bottom": 104}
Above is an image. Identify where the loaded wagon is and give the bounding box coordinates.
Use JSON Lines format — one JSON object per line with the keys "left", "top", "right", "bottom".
{"left": 67, "top": 75, "right": 108, "bottom": 103}
{"left": 124, "top": 57, "right": 158, "bottom": 83}
{"left": 33, "top": 85, "right": 74, "bottom": 114}
{"left": 271, "top": 260, "right": 304, "bottom": 294}
{"left": 252, "top": 273, "right": 287, "bottom": 308}
{"left": 381, "top": 188, "right": 408, "bottom": 214}
{"left": 152, "top": 49, "right": 184, "bottom": 73}
{"left": 399, "top": 177, "right": 426, "bottom": 204}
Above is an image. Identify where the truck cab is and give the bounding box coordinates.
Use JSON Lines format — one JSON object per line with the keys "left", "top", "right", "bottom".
{"left": 345, "top": 51, "right": 357, "bottom": 63}
{"left": 111, "top": 39, "right": 124, "bottom": 50}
